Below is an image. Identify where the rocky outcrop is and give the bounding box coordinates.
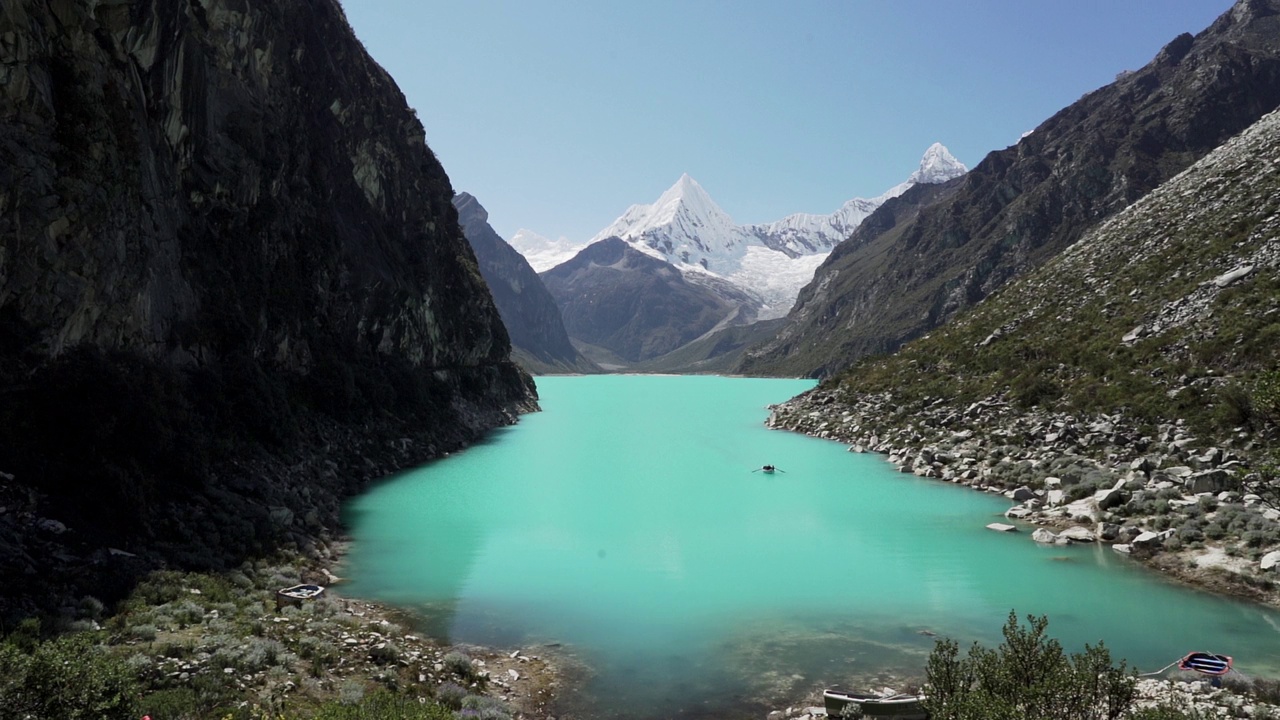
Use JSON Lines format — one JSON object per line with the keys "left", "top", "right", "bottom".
{"left": 540, "top": 237, "right": 760, "bottom": 363}
{"left": 740, "top": 0, "right": 1280, "bottom": 377}
{"left": 453, "top": 193, "right": 596, "bottom": 375}
{"left": 0, "top": 0, "right": 535, "bottom": 613}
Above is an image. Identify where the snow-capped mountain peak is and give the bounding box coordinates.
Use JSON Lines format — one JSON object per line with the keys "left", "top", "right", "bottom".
{"left": 909, "top": 142, "right": 968, "bottom": 185}
{"left": 590, "top": 174, "right": 746, "bottom": 271}
{"left": 516, "top": 143, "right": 969, "bottom": 317}
{"left": 508, "top": 228, "right": 582, "bottom": 272}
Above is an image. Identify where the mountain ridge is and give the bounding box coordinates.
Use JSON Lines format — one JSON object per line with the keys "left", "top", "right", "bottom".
{"left": 736, "top": 0, "right": 1280, "bottom": 377}
{"left": 453, "top": 193, "right": 598, "bottom": 375}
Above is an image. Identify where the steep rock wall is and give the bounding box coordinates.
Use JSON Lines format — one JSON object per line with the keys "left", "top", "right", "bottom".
{"left": 0, "top": 0, "right": 536, "bottom": 609}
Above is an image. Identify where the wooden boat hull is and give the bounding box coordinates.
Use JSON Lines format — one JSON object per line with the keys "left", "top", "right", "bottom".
{"left": 275, "top": 584, "right": 326, "bottom": 610}
{"left": 1178, "top": 652, "right": 1232, "bottom": 676}
{"left": 823, "top": 689, "right": 928, "bottom": 719}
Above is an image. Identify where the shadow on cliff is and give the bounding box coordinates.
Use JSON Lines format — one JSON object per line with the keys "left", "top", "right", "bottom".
{"left": 0, "top": 313, "right": 516, "bottom": 625}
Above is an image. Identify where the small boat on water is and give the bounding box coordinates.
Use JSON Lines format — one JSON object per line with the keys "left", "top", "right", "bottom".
{"left": 1178, "top": 651, "right": 1233, "bottom": 676}
{"left": 753, "top": 464, "right": 784, "bottom": 474}
{"left": 823, "top": 688, "right": 928, "bottom": 719}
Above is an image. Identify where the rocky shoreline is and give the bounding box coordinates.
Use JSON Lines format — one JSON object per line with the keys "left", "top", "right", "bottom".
{"left": 766, "top": 387, "right": 1280, "bottom": 607}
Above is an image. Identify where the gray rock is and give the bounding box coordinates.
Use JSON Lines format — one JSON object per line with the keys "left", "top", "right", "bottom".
{"left": 1185, "top": 469, "right": 1238, "bottom": 494}
{"left": 36, "top": 518, "right": 67, "bottom": 534}
{"left": 1032, "top": 528, "right": 1059, "bottom": 544}
{"left": 1097, "top": 523, "right": 1122, "bottom": 542}
{"left": 1261, "top": 551, "right": 1280, "bottom": 572}
{"left": 1213, "top": 265, "right": 1254, "bottom": 287}
{"left": 1095, "top": 485, "right": 1128, "bottom": 510}
{"left": 1117, "top": 526, "right": 1144, "bottom": 543}
{"left": 1010, "top": 486, "right": 1037, "bottom": 502}
{"left": 1059, "top": 526, "right": 1097, "bottom": 543}
{"left": 987, "top": 523, "right": 1018, "bottom": 533}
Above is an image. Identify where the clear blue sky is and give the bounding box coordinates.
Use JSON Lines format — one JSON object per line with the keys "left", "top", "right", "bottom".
{"left": 339, "top": 0, "right": 1235, "bottom": 243}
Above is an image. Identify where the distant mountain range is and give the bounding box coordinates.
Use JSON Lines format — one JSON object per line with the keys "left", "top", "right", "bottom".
{"left": 737, "top": 0, "right": 1280, "bottom": 378}
{"left": 514, "top": 144, "right": 966, "bottom": 320}
{"left": 517, "top": 146, "right": 966, "bottom": 365}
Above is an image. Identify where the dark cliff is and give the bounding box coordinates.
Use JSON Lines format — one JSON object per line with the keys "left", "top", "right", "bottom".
{"left": 453, "top": 192, "right": 596, "bottom": 374}
{"left": 0, "top": 0, "right": 535, "bottom": 613}
{"left": 738, "top": 0, "right": 1280, "bottom": 378}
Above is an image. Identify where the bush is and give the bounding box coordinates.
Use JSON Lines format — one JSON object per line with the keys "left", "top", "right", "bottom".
{"left": 435, "top": 682, "right": 467, "bottom": 710}
{"left": 460, "top": 694, "right": 512, "bottom": 720}
{"left": 924, "top": 611, "right": 1135, "bottom": 720}
{"left": 443, "top": 651, "right": 474, "bottom": 678}
{"left": 0, "top": 634, "right": 139, "bottom": 720}
{"left": 310, "top": 689, "right": 454, "bottom": 719}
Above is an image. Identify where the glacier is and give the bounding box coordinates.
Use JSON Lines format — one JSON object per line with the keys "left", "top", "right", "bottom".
{"left": 512, "top": 143, "right": 967, "bottom": 319}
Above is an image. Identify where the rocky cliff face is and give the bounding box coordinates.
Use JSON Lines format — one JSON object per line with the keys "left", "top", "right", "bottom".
{"left": 453, "top": 193, "right": 596, "bottom": 374}
{"left": 0, "top": 0, "right": 534, "bottom": 611}
{"left": 739, "top": 0, "right": 1280, "bottom": 377}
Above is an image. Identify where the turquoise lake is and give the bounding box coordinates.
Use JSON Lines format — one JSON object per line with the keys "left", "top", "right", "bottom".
{"left": 342, "top": 375, "right": 1280, "bottom": 718}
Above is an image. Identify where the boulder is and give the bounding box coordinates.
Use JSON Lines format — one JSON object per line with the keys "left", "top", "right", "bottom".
{"left": 1130, "top": 457, "right": 1155, "bottom": 473}
{"left": 1005, "top": 506, "right": 1035, "bottom": 520}
{"left": 1261, "top": 551, "right": 1280, "bottom": 572}
{"left": 987, "top": 523, "right": 1018, "bottom": 533}
{"left": 1032, "top": 528, "right": 1059, "bottom": 544}
{"left": 1117, "top": 526, "right": 1143, "bottom": 543}
{"left": 1059, "top": 526, "right": 1097, "bottom": 543}
{"left": 1095, "top": 485, "right": 1128, "bottom": 511}
{"left": 1185, "top": 469, "right": 1238, "bottom": 494}
{"left": 1046, "top": 489, "right": 1066, "bottom": 506}
{"left": 1112, "top": 544, "right": 1133, "bottom": 555}
{"left": 1010, "top": 486, "right": 1037, "bottom": 502}
{"left": 1097, "top": 523, "right": 1122, "bottom": 542}
{"left": 1132, "top": 529, "right": 1175, "bottom": 549}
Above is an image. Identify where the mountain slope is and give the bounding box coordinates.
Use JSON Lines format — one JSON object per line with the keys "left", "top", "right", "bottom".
{"left": 767, "top": 107, "right": 1280, "bottom": 597}
{"left": 539, "top": 238, "right": 758, "bottom": 362}
{"left": 453, "top": 193, "right": 597, "bottom": 374}
{"left": 0, "top": 0, "right": 533, "bottom": 611}
{"left": 839, "top": 104, "right": 1280, "bottom": 435}
{"left": 522, "top": 145, "right": 967, "bottom": 322}
{"left": 744, "top": 143, "right": 968, "bottom": 257}
{"left": 738, "top": 0, "right": 1280, "bottom": 378}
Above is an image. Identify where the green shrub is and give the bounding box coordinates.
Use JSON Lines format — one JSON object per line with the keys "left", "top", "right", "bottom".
{"left": 0, "top": 634, "right": 139, "bottom": 720}
{"left": 435, "top": 682, "right": 467, "bottom": 710}
{"left": 1128, "top": 703, "right": 1212, "bottom": 719}
{"left": 369, "top": 640, "right": 400, "bottom": 665}
{"left": 443, "top": 650, "right": 474, "bottom": 678}
{"left": 1253, "top": 369, "right": 1280, "bottom": 426}
{"left": 924, "top": 611, "right": 1135, "bottom": 720}
{"left": 310, "top": 688, "right": 454, "bottom": 719}
{"left": 460, "top": 694, "right": 513, "bottom": 720}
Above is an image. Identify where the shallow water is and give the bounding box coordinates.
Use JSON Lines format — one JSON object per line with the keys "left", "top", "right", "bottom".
{"left": 342, "top": 375, "right": 1280, "bottom": 718}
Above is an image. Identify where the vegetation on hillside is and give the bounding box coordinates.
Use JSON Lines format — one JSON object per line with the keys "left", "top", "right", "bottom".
{"left": 832, "top": 112, "right": 1280, "bottom": 450}
{"left": 922, "top": 613, "right": 1280, "bottom": 720}
{"left": 0, "top": 558, "right": 535, "bottom": 720}
{"left": 924, "top": 612, "right": 1135, "bottom": 720}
